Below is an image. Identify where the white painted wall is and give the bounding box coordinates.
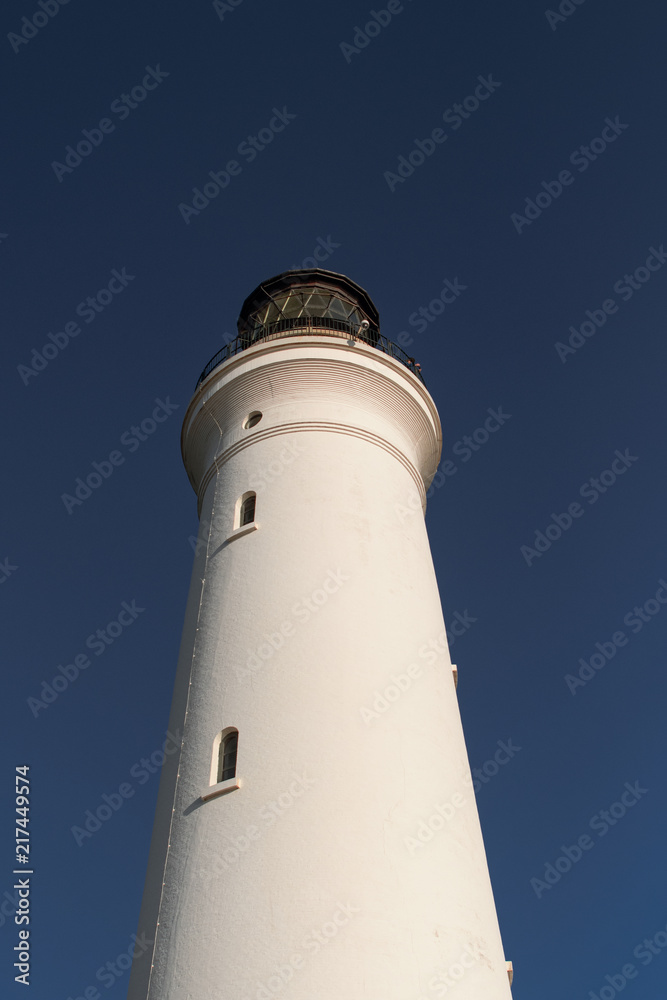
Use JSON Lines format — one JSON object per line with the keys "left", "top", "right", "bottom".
{"left": 128, "top": 333, "right": 513, "bottom": 1000}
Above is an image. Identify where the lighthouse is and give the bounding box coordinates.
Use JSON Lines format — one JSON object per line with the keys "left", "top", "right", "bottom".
{"left": 127, "top": 269, "right": 513, "bottom": 1000}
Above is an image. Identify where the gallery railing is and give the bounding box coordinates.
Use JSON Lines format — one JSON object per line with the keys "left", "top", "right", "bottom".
{"left": 196, "top": 315, "right": 425, "bottom": 386}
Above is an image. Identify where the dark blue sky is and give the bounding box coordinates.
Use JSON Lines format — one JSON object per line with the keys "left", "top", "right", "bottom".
{"left": 2, "top": 0, "right": 667, "bottom": 997}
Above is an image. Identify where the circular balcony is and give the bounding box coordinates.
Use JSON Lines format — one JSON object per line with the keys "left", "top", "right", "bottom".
{"left": 196, "top": 268, "right": 425, "bottom": 388}
{"left": 196, "top": 316, "right": 424, "bottom": 387}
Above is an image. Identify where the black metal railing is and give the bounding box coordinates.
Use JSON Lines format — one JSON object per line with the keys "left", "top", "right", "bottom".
{"left": 196, "top": 316, "right": 425, "bottom": 386}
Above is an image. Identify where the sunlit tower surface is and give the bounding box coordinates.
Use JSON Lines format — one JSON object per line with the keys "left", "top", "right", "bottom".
{"left": 128, "top": 270, "right": 513, "bottom": 1000}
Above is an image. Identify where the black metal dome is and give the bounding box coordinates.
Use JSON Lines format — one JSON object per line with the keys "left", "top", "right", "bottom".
{"left": 237, "top": 268, "right": 380, "bottom": 345}
{"left": 237, "top": 268, "right": 380, "bottom": 340}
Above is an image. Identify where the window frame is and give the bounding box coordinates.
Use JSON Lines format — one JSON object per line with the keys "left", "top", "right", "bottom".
{"left": 235, "top": 491, "right": 256, "bottom": 530}
{"left": 202, "top": 726, "right": 242, "bottom": 802}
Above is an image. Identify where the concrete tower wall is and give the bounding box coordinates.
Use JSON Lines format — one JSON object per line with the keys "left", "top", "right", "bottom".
{"left": 128, "top": 333, "right": 512, "bottom": 1000}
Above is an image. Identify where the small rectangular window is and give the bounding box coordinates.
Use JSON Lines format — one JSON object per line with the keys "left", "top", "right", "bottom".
{"left": 218, "top": 731, "right": 238, "bottom": 782}
{"left": 240, "top": 495, "right": 256, "bottom": 526}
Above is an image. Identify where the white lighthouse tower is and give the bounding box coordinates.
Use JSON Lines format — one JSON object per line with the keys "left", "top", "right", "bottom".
{"left": 128, "top": 270, "right": 513, "bottom": 1000}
